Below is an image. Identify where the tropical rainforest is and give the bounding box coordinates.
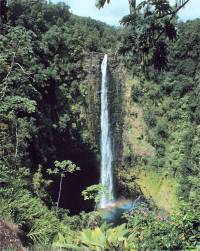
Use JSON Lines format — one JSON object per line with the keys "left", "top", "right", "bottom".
{"left": 0, "top": 0, "right": 199, "bottom": 250}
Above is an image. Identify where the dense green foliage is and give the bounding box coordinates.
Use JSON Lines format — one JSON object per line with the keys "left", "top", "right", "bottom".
{"left": 130, "top": 19, "right": 200, "bottom": 202}
{"left": 0, "top": 0, "right": 199, "bottom": 250}
{"left": 52, "top": 223, "right": 136, "bottom": 250}
{"left": 0, "top": 0, "right": 118, "bottom": 248}
{"left": 124, "top": 201, "right": 200, "bottom": 250}
{"left": 118, "top": 19, "right": 200, "bottom": 250}
{"left": 97, "top": 0, "right": 190, "bottom": 72}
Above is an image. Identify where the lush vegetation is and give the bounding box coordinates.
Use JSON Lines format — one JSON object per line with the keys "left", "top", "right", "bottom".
{"left": 97, "top": 0, "right": 190, "bottom": 72}
{"left": 118, "top": 18, "right": 200, "bottom": 250}
{"left": 0, "top": 0, "right": 119, "bottom": 248}
{"left": 128, "top": 19, "right": 200, "bottom": 201}
{"left": 0, "top": 0, "right": 199, "bottom": 250}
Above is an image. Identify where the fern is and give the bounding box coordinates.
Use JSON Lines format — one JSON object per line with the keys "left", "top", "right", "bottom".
{"left": 0, "top": 186, "right": 61, "bottom": 245}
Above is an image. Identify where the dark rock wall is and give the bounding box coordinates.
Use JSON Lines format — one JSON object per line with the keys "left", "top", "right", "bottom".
{"left": 107, "top": 56, "right": 126, "bottom": 190}
{"left": 81, "top": 52, "right": 103, "bottom": 158}
{"left": 83, "top": 53, "right": 126, "bottom": 195}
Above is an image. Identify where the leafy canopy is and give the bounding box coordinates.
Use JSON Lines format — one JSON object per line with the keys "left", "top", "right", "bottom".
{"left": 96, "top": 0, "right": 190, "bottom": 72}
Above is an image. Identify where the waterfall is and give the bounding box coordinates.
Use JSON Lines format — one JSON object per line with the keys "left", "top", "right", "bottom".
{"left": 100, "top": 54, "right": 114, "bottom": 208}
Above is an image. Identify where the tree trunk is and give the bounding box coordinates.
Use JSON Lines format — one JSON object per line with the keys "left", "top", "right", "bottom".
{"left": 128, "top": 0, "right": 136, "bottom": 15}
{"left": 56, "top": 176, "right": 63, "bottom": 213}
{"left": 15, "top": 123, "right": 19, "bottom": 162}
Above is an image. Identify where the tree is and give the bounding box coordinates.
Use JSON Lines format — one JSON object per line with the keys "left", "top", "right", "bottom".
{"left": 97, "top": 0, "right": 190, "bottom": 18}
{"left": 96, "top": 0, "right": 190, "bottom": 72}
{"left": 128, "top": 0, "right": 136, "bottom": 15}
{"left": 47, "top": 160, "right": 80, "bottom": 213}
{"left": 32, "top": 164, "right": 52, "bottom": 199}
{"left": 82, "top": 184, "right": 108, "bottom": 209}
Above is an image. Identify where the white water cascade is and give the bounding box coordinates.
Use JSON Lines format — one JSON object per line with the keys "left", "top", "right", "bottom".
{"left": 100, "top": 54, "right": 114, "bottom": 208}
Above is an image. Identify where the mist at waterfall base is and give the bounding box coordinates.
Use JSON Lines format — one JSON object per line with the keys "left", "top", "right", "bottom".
{"left": 100, "top": 197, "right": 146, "bottom": 224}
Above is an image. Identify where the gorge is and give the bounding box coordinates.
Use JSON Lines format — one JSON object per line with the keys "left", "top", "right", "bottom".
{"left": 0, "top": 1, "right": 199, "bottom": 250}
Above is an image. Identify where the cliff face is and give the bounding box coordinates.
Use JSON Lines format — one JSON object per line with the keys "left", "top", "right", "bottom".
{"left": 81, "top": 53, "right": 126, "bottom": 165}
{"left": 82, "top": 54, "right": 147, "bottom": 194}
{"left": 108, "top": 56, "right": 125, "bottom": 172}
{"left": 113, "top": 73, "right": 180, "bottom": 212}
{"left": 82, "top": 54, "right": 141, "bottom": 191}
{"left": 82, "top": 54, "right": 136, "bottom": 196}
{"left": 81, "top": 53, "right": 102, "bottom": 156}
{"left": 82, "top": 56, "right": 180, "bottom": 212}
